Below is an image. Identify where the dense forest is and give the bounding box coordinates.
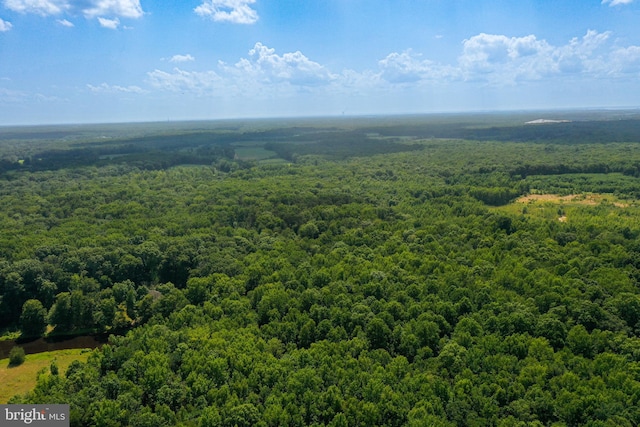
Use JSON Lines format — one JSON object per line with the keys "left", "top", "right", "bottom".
{"left": 2, "top": 113, "right": 640, "bottom": 426}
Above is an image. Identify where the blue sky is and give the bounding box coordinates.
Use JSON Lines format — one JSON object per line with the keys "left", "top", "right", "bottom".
{"left": 1, "top": 0, "right": 640, "bottom": 125}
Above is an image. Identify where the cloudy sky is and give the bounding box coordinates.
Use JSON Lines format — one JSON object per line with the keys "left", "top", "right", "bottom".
{"left": 1, "top": 0, "right": 640, "bottom": 125}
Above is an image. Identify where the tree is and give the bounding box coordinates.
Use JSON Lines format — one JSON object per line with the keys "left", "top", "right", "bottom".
{"left": 91, "top": 400, "right": 125, "bottom": 427}
{"left": 0, "top": 271, "right": 25, "bottom": 327}
{"left": 567, "top": 324, "right": 594, "bottom": 358}
{"left": 224, "top": 404, "right": 260, "bottom": 427}
{"left": 50, "top": 359, "right": 59, "bottom": 376}
{"left": 535, "top": 315, "right": 567, "bottom": 349}
{"left": 299, "top": 221, "right": 320, "bottom": 238}
{"left": 20, "top": 299, "right": 47, "bottom": 337}
{"left": 8, "top": 346, "right": 25, "bottom": 367}
{"left": 49, "top": 292, "right": 73, "bottom": 331}
{"left": 366, "top": 317, "right": 392, "bottom": 350}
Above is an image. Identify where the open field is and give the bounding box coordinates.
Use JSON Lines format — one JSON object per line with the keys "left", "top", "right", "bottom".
{"left": 516, "top": 193, "right": 632, "bottom": 208}
{"left": 0, "top": 349, "right": 92, "bottom": 403}
{"left": 493, "top": 192, "right": 640, "bottom": 226}
{"left": 231, "top": 141, "right": 279, "bottom": 161}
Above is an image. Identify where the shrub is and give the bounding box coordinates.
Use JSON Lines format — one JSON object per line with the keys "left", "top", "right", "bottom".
{"left": 50, "top": 359, "right": 59, "bottom": 376}
{"left": 8, "top": 346, "right": 26, "bottom": 367}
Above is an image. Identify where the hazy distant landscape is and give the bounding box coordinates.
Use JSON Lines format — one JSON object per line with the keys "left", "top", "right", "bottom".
{"left": 1, "top": 111, "right": 640, "bottom": 425}
{"left": 3, "top": 110, "right": 640, "bottom": 174}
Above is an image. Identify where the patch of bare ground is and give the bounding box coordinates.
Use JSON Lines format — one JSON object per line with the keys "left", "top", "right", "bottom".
{"left": 514, "top": 193, "right": 632, "bottom": 223}
{"left": 517, "top": 194, "right": 628, "bottom": 207}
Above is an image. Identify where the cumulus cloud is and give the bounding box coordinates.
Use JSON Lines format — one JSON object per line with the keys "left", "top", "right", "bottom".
{"left": 82, "top": 0, "right": 143, "bottom": 19}
{"left": 95, "top": 32, "right": 634, "bottom": 107}
{"left": 56, "top": 18, "right": 73, "bottom": 26}
{"left": 195, "top": 0, "right": 258, "bottom": 24}
{"left": 3, "top": 0, "right": 69, "bottom": 16}
{"left": 147, "top": 43, "right": 340, "bottom": 99}
{"left": 609, "top": 46, "right": 640, "bottom": 74}
{"left": 87, "top": 83, "right": 146, "bottom": 93}
{"left": 3, "top": 0, "right": 144, "bottom": 23}
{"left": 453, "top": 30, "right": 620, "bottom": 84}
{"left": 0, "top": 17, "right": 12, "bottom": 31}
{"left": 170, "top": 54, "right": 195, "bottom": 63}
{"left": 379, "top": 51, "right": 431, "bottom": 83}
{"left": 459, "top": 33, "right": 555, "bottom": 81}
{"left": 602, "top": 0, "right": 634, "bottom": 5}
{"left": 553, "top": 30, "right": 611, "bottom": 74}
{"left": 97, "top": 16, "right": 119, "bottom": 29}
{"left": 372, "top": 29, "right": 640, "bottom": 88}
{"left": 226, "top": 42, "right": 336, "bottom": 86}
{"left": 378, "top": 50, "right": 459, "bottom": 83}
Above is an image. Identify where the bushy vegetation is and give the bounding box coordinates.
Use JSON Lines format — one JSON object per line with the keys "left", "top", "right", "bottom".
{"left": 2, "top": 114, "right": 640, "bottom": 425}
{"left": 8, "top": 346, "right": 25, "bottom": 367}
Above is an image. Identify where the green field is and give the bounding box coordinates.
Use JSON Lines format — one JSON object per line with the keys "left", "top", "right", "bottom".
{"left": 231, "top": 141, "right": 279, "bottom": 161}
{"left": 0, "top": 349, "right": 91, "bottom": 403}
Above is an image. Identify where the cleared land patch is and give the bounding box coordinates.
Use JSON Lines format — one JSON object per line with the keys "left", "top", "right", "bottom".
{"left": 231, "top": 141, "right": 279, "bottom": 161}
{"left": 493, "top": 192, "right": 637, "bottom": 224}
{"left": 516, "top": 193, "right": 631, "bottom": 208}
{"left": 0, "top": 349, "right": 91, "bottom": 403}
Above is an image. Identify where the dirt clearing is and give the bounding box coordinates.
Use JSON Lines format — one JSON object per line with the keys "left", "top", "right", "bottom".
{"left": 516, "top": 193, "right": 630, "bottom": 208}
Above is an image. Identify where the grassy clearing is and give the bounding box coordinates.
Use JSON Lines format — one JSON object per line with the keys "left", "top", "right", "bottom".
{"left": 231, "top": 141, "right": 278, "bottom": 161}
{"left": 492, "top": 193, "right": 640, "bottom": 227}
{"left": 515, "top": 193, "right": 632, "bottom": 208}
{"left": 0, "top": 349, "right": 92, "bottom": 403}
{"left": 235, "top": 147, "right": 278, "bottom": 160}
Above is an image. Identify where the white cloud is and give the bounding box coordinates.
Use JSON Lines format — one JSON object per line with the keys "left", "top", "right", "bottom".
{"left": 87, "top": 83, "right": 146, "bottom": 93}
{"left": 134, "top": 32, "right": 640, "bottom": 107}
{"left": 0, "top": 87, "right": 28, "bottom": 102}
{"left": 226, "top": 42, "right": 336, "bottom": 86}
{"left": 148, "top": 43, "right": 338, "bottom": 99}
{"left": 83, "top": 0, "right": 143, "bottom": 19}
{"left": 3, "top": 0, "right": 143, "bottom": 20}
{"left": 337, "top": 69, "right": 383, "bottom": 90}
{"left": 602, "top": 0, "right": 634, "bottom": 6}
{"left": 454, "top": 30, "right": 619, "bottom": 84}
{"left": 170, "top": 54, "right": 195, "bottom": 63}
{"left": 3, "top": 0, "right": 69, "bottom": 16}
{"left": 609, "top": 46, "right": 640, "bottom": 74}
{"left": 378, "top": 50, "right": 459, "bottom": 83}
{"left": 459, "top": 33, "right": 555, "bottom": 81}
{"left": 147, "top": 68, "right": 223, "bottom": 94}
{"left": 195, "top": 0, "right": 258, "bottom": 24}
{"left": 379, "top": 51, "right": 431, "bottom": 83}
{"left": 373, "top": 30, "right": 635, "bottom": 87}
{"left": 97, "top": 16, "right": 119, "bottom": 29}
{"left": 0, "top": 17, "right": 12, "bottom": 31}
{"left": 56, "top": 18, "right": 73, "bottom": 26}
{"left": 553, "top": 30, "right": 611, "bottom": 74}
{"left": 0, "top": 87, "right": 63, "bottom": 103}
